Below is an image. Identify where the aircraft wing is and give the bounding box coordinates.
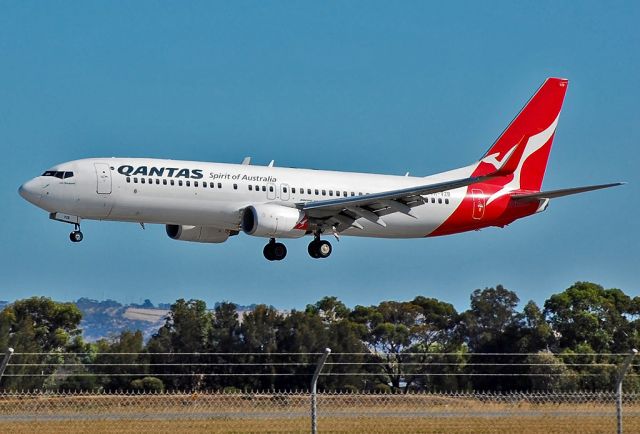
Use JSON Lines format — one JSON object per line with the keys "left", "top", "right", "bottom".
{"left": 297, "top": 144, "right": 523, "bottom": 231}
{"left": 511, "top": 182, "right": 624, "bottom": 201}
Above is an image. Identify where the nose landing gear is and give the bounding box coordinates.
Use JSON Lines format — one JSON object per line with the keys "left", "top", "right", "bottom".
{"left": 69, "top": 224, "right": 83, "bottom": 243}
{"left": 263, "top": 238, "right": 287, "bottom": 261}
{"left": 308, "top": 235, "right": 332, "bottom": 259}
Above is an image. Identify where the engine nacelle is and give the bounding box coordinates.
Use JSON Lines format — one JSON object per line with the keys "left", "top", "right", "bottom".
{"left": 241, "top": 204, "right": 307, "bottom": 238}
{"left": 166, "top": 225, "right": 230, "bottom": 243}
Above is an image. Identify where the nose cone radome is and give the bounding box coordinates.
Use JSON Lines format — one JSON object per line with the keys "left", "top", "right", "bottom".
{"left": 19, "top": 178, "right": 42, "bottom": 206}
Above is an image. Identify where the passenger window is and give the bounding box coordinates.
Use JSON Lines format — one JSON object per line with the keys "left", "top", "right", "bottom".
{"left": 438, "top": 198, "right": 442, "bottom": 204}
{"left": 329, "top": 190, "right": 333, "bottom": 196}
{"left": 156, "top": 179, "right": 160, "bottom": 185}
{"left": 218, "top": 183, "right": 222, "bottom": 188}
{"left": 126, "top": 177, "right": 130, "bottom": 183}
{"left": 262, "top": 186, "right": 266, "bottom": 192}
{"left": 186, "top": 181, "right": 191, "bottom": 187}
{"left": 358, "top": 192, "right": 363, "bottom": 196}
{"left": 315, "top": 189, "right": 319, "bottom": 195}
{"left": 163, "top": 179, "right": 167, "bottom": 185}
{"left": 445, "top": 198, "right": 449, "bottom": 204}
{"left": 194, "top": 181, "right": 198, "bottom": 187}
{"left": 233, "top": 184, "right": 238, "bottom": 190}
{"left": 431, "top": 197, "right": 435, "bottom": 203}
{"left": 255, "top": 185, "right": 259, "bottom": 191}
{"left": 141, "top": 178, "right": 146, "bottom": 184}
{"left": 179, "top": 180, "right": 183, "bottom": 186}
{"left": 343, "top": 191, "right": 347, "bottom": 197}
{"left": 134, "top": 178, "right": 138, "bottom": 183}
{"left": 307, "top": 188, "right": 312, "bottom": 195}
{"left": 351, "top": 192, "right": 355, "bottom": 196}
{"left": 248, "top": 185, "right": 252, "bottom": 191}
{"left": 283, "top": 187, "right": 288, "bottom": 193}
{"left": 269, "top": 186, "right": 274, "bottom": 192}
{"left": 210, "top": 182, "right": 214, "bottom": 188}
{"left": 170, "top": 180, "right": 175, "bottom": 186}
{"left": 292, "top": 188, "right": 296, "bottom": 194}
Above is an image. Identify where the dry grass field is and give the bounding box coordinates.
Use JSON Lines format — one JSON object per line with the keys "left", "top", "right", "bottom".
{"left": 1, "top": 392, "right": 638, "bottom": 434}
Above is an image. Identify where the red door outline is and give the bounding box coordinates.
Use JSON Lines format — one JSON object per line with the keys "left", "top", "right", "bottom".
{"left": 472, "top": 189, "right": 485, "bottom": 220}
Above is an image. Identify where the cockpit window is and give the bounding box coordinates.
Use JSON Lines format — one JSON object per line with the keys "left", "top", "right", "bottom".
{"left": 42, "top": 171, "right": 74, "bottom": 179}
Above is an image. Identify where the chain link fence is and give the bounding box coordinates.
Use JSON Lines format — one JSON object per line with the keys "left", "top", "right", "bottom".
{"left": 2, "top": 349, "right": 640, "bottom": 433}
{"left": 0, "top": 389, "right": 639, "bottom": 433}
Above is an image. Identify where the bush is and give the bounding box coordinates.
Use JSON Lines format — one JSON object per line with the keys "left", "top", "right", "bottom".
{"left": 130, "top": 376, "right": 164, "bottom": 392}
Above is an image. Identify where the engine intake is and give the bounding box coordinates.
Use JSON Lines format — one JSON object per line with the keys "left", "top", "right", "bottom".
{"left": 241, "top": 204, "right": 307, "bottom": 238}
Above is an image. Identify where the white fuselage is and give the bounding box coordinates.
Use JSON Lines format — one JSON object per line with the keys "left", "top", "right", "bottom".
{"left": 20, "top": 157, "right": 477, "bottom": 239}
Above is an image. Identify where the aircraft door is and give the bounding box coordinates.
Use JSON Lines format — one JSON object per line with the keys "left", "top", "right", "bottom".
{"left": 95, "top": 163, "right": 112, "bottom": 194}
{"left": 267, "top": 183, "right": 277, "bottom": 200}
{"left": 280, "top": 184, "right": 290, "bottom": 201}
{"left": 471, "top": 189, "right": 485, "bottom": 220}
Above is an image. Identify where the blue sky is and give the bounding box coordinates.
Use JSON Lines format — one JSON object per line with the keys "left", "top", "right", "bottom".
{"left": 1, "top": 1, "right": 638, "bottom": 312}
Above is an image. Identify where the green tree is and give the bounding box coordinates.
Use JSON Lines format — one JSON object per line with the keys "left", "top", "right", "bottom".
{"left": 461, "top": 285, "right": 526, "bottom": 390}
{"left": 239, "top": 305, "right": 283, "bottom": 390}
{"left": 146, "top": 299, "right": 213, "bottom": 390}
{"left": 0, "top": 297, "right": 85, "bottom": 390}
{"left": 92, "top": 330, "right": 146, "bottom": 391}
{"left": 544, "top": 282, "right": 640, "bottom": 353}
{"left": 205, "top": 302, "right": 242, "bottom": 390}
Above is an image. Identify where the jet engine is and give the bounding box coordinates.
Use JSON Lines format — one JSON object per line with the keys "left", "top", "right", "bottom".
{"left": 165, "top": 225, "right": 230, "bottom": 243}
{"left": 241, "top": 204, "right": 307, "bottom": 238}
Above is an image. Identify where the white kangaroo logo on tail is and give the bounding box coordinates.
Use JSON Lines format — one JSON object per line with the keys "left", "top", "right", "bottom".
{"left": 486, "top": 115, "right": 560, "bottom": 205}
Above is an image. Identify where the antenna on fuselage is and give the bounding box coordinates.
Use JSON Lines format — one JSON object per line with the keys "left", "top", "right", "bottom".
{"left": 268, "top": 160, "right": 275, "bottom": 167}
{"left": 241, "top": 157, "right": 251, "bottom": 165}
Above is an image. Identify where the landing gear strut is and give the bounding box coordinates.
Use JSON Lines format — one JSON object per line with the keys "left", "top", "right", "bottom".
{"left": 69, "top": 224, "right": 83, "bottom": 243}
{"left": 308, "top": 234, "right": 332, "bottom": 259}
{"left": 263, "top": 238, "right": 287, "bottom": 261}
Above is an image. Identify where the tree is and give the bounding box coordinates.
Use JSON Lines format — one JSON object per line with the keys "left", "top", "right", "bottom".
{"left": 461, "top": 285, "right": 526, "bottom": 391}
{"left": 239, "top": 305, "right": 283, "bottom": 390}
{"left": 8, "top": 297, "right": 82, "bottom": 352}
{"left": 146, "top": 299, "right": 213, "bottom": 390}
{"left": 0, "top": 297, "right": 84, "bottom": 390}
{"left": 544, "top": 282, "right": 640, "bottom": 353}
{"left": 93, "top": 330, "right": 146, "bottom": 391}
{"left": 462, "top": 285, "right": 521, "bottom": 353}
{"left": 205, "top": 302, "right": 242, "bottom": 389}
{"left": 306, "top": 296, "right": 350, "bottom": 324}
{"left": 350, "top": 300, "right": 429, "bottom": 391}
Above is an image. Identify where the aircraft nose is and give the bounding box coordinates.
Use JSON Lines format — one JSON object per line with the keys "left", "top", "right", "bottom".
{"left": 18, "top": 178, "right": 42, "bottom": 206}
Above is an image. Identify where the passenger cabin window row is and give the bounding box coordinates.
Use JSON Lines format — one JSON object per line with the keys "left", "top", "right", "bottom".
{"left": 123, "top": 177, "right": 451, "bottom": 205}
{"left": 42, "top": 171, "right": 74, "bottom": 179}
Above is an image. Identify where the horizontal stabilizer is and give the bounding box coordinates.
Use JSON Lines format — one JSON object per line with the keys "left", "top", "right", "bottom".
{"left": 511, "top": 182, "right": 625, "bottom": 201}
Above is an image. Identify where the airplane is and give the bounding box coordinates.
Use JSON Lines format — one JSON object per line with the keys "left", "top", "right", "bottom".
{"left": 18, "top": 78, "right": 623, "bottom": 261}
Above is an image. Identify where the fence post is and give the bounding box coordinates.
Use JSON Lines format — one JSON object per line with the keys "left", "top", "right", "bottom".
{"left": 311, "top": 348, "right": 331, "bottom": 434}
{"left": 616, "top": 348, "right": 637, "bottom": 434}
{"left": 0, "top": 348, "right": 14, "bottom": 385}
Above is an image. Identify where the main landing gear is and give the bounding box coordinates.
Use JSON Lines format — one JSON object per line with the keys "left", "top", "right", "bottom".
{"left": 308, "top": 235, "right": 332, "bottom": 259}
{"left": 263, "top": 238, "right": 287, "bottom": 261}
{"left": 69, "top": 224, "right": 83, "bottom": 243}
